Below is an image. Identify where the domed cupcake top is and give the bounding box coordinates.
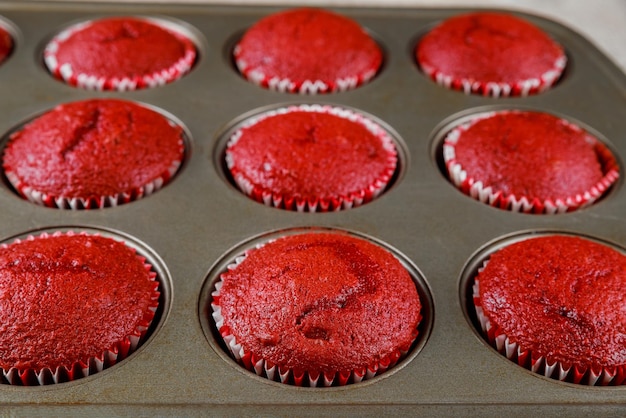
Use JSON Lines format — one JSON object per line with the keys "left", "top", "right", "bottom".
{"left": 416, "top": 12, "right": 566, "bottom": 96}
{"left": 44, "top": 16, "right": 196, "bottom": 90}
{"left": 225, "top": 105, "right": 397, "bottom": 212}
{"left": 443, "top": 110, "right": 619, "bottom": 213}
{"left": 234, "top": 8, "right": 383, "bottom": 94}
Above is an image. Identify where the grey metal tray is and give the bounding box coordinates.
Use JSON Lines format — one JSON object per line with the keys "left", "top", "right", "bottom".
{"left": 0, "top": 1, "right": 624, "bottom": 416}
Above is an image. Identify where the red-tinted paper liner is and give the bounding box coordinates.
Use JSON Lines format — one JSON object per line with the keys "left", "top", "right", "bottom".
{"left": 4, "top": 157, "right": 182, "bottom": 210}
{"left": 0, "top": 231, "right": 160, "bottom": 385}
{"left": 225, "top": 104, "right": 398, "bottom": 212}
{"left": 443, "top": 112, "right": 620, "bottom": 214}
{"left": 43, "top": 20, "right": 196, "bottom": 91}
{"left": 233, "top": 44, "right": 379, "bottom": 94}
{"left": 473, "top": 272, "right": 626, "bottom": 386}
{"left": 420, "top": 54, "right": 566, "bottom": 98}
{"left": 210, "top": 249, "right": 415, "bottom": 387}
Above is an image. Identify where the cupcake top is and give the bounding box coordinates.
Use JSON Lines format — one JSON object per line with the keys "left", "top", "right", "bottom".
{"left": 226, "top": 105, "right": 397, "bottom": 212}
{"left": 416, "top": 12, "right": 566, "bottom": 96}
{"left": 475, "top": 235, "right": 626, "bottom": 372}
{"left": 234, "top": 7, "right": 383, "bottom": 94}
{"left": 0, "top": 231, "right": 159, "bottom": 375}
{"left": 0, "top": 24, "right": 12, "bottom": 65}
{"left": 214, "top": 232, "right": 421, "bottom": 374}
{"left": 443, "top": 110, "right": 619, "bottom": 213}
{"left": 3, "top": 98, "right": 185, "bottom": 209}
{"left": 44, "top": 17, "right": 196, "bottom": 90}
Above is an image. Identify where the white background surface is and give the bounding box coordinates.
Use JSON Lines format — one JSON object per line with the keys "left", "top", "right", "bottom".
{"left": 28, "top": 0, "right": 626, "bottom": 73}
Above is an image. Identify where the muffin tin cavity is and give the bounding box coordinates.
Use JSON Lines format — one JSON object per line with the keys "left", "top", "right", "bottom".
{"left": 0, "top": 226, "right": 171, "bottom": 386}
{"left": 0, "top": 99, "right": 192, "bottom": 210}
{"left": 459, "top": 230, "right": 626, "bottom": 386}
{"left": 199, "top": 227, "right": 434, "bottom": 388}
{"left": 430, "top": 107, "right": 621, "bottom": 214}
{"left": 214, "top": 103, "right": 407, "bottom": 212}
{"left": 41, "top": 16, "right": 201, "bottom": 91}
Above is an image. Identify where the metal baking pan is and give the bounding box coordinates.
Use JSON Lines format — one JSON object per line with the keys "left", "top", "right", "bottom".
{"left": 0, "top": 1, "right": 624, "bottom": 415}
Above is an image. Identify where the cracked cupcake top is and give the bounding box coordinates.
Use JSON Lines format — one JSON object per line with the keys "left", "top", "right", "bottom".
{"left": 0, "top": 232, "right": 159, "bottom": 373}
{"left": 2, "top": 98, "right": 184, "bottom": 202}
{"left": 475, "top": 235, "right": 626, "bottom": 369}
{"left": 214, "top": 232, "right": 421, "bottom": 372}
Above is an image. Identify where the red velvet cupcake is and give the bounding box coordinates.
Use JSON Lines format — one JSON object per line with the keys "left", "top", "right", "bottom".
{"left": 0, "top": 21, "right": 12, "bottom": 65}
{"left": 416, "top": 12, "right": 566, "bottom": 97}
{"left": 443, "top": 110, "right": 619, "bottom": 213}
{"left": 234, "top": 8, "right": 383, "bottom": 94}
{"left": 44, "top": 16, "right": 197, "bottom": 91}
{"left": 2, "top": 98, "right": 185, "bottom": 209}
{"left": 0, "top": 231, "right": 160, "bottom": 385}
{"left": 473, "top": 234, "right": 626, "bottom": 385}
{"left": 211, "top": 231, "right": 422, "bottom": 387}
{"left": 225, "top": 104, "right": 398, "bottom": 212}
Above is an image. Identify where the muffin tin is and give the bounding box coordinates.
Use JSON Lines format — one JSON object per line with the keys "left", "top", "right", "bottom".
{"left": 0, "top": 1, "right": 624, "bottom": 415}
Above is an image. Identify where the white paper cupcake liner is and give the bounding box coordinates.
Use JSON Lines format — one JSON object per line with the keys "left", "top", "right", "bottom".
{"left": 5, "top": 159, "right": 181, "bottom": 210}
{"left": 421, "top": 55, "right": 566, "bottom": 97}
{"left": 234, "top": 44, "right": 378, "bottom": 94}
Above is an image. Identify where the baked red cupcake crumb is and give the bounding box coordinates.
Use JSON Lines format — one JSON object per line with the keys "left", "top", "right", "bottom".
{"left": 443, "top": 110, "right": 619, "bottom": 213}
{"left": 0, "top": 231, "right": 159, "bottom": 385}
{"left": 212, "top": 232, "right": 422, "bottom": 386}
{"left": 44, "top": 17, "right": 196, "bottom": 90}
{"left": 473, "top": 235, "right": 626, "bottom": 385}
{"left": 225, "top": 104, "right": 397, "bottom": 212}
{"left": 416, "top": 12, "right": 566, "bottom": 97}
{"left": 234, "top": 7, "right": 383, "bottom": 94}
{"left": 2, "top": 98, "right": 185, "bottom": 209}
{"left": 0, "top": 23, "right": 12, "bottom": 65}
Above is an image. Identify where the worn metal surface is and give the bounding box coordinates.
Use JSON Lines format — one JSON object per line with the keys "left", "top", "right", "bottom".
{"left": 0, "top": 1, "right": 624, "bottom": 415}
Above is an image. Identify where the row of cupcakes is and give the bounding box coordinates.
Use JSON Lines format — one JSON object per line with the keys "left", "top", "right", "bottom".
{"left": 1, "top": 98, "right": 620, "bottom": 214}
{"left": 1, "top": 8, "right": 567, "bottom": 96}
{"left": 2, "top": 224, "right": 623, "bottom": 388}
